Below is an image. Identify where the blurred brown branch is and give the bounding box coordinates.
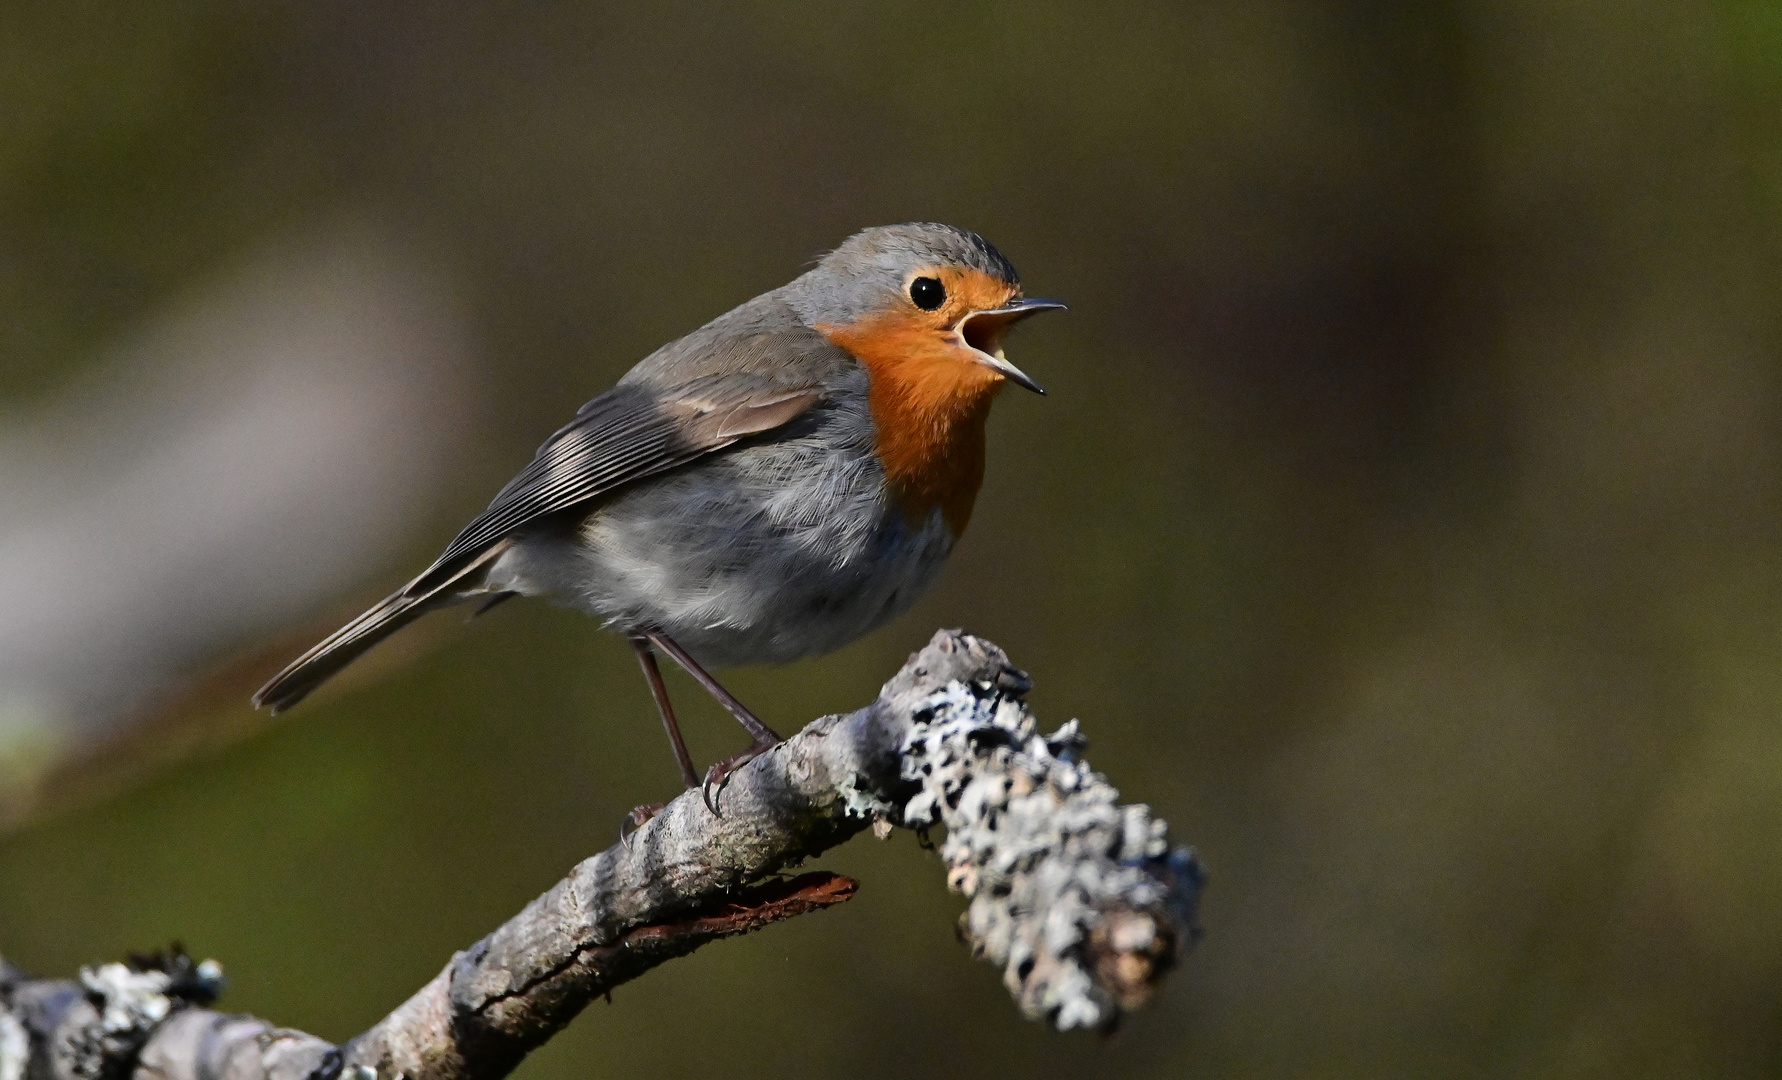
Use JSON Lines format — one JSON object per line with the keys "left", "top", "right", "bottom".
{"left": 0, "top": 631, "right": 1202, "bottom": 1080}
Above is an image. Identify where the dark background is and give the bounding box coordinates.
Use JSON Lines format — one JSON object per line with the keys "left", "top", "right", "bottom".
{"left": 4, "top": 3, "right": 1782, "bottom": 1077}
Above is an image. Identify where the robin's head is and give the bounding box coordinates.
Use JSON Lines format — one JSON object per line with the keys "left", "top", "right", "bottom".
{"left": 787, "top": 223, "right": 1064, "bottom": 394}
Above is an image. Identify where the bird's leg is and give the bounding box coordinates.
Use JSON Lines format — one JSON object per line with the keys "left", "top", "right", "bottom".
{"left": 622, "top": 635, "right": 701, "bottom": 846}
{"left": 633, "top": 636, "right": 701, "bottom": 786}
{"left": 642, "top": 631, "right": 782, "bottom": 743}
{"left": 642, "top": 630, "right": 781, "bottom": 813}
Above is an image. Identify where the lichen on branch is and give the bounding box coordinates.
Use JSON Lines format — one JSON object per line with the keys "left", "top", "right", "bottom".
{"left": 0, "top": 630, "right": 1204, "bottom": 1080}
{"left": 896, "top": 685, "right": 1202, "bottom": 1029}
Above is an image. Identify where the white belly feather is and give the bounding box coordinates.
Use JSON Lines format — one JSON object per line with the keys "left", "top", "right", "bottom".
{"left": 487, "top": 389, "right": 957, "bottom": 668}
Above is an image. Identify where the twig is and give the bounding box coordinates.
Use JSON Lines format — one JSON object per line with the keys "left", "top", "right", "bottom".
{"left": 0, "top": 631, "right": 1203, "bottom": 1080}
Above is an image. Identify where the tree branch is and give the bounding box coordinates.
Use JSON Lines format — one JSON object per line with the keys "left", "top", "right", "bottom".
{"left": 0, "top": 630, "right": 1204, "bottom": 1080}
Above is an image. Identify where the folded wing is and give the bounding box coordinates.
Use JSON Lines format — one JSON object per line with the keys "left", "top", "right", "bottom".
{"left": 253, "top": 308, "right": 852, "bottom": 712}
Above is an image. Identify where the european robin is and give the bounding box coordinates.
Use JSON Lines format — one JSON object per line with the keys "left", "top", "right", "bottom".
{"left": 253, "top": 222, "right": 1063, "bottom": 829}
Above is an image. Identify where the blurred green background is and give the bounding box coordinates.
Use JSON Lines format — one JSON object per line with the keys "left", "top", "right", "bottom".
{"left": 5, "top": 2, "right": 1782, "bottom": 1077}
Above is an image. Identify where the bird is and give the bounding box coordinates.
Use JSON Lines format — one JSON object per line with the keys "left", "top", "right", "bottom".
{"left": 253, "top": 222, "right": 1063, "bottom": 832}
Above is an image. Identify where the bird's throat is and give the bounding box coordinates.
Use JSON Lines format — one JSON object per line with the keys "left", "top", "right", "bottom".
{"left": 819, "top": 316, "right": 1003, "bottom": 536}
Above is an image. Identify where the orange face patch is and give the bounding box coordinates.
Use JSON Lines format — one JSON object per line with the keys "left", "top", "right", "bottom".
{"left": 818, "top": 268, "right": 1022, "bottom": 536}
{"left": 926, "top": 266, "right": 1021, "bottom": 326}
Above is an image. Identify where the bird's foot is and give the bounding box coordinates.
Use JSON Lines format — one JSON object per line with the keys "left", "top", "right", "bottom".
{"left": 619, "top": 801, "right": 670, "bottom": 848}
{"left": 701, "top": 738, "right": 779, "bottom": 815}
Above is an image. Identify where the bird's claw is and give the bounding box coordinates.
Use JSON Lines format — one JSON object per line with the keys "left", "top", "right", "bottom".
{"left": 700, "top": 740, "right": 777, "bottom": 815}
{"left": 619, "top": 801, "right": 668, "bottom": 849}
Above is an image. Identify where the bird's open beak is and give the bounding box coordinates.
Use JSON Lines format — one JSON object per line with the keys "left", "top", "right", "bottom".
{"left": 957, "top": 298, "right": 1067, "bottom": 395}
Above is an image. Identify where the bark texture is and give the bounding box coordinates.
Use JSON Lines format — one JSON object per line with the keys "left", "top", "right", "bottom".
{"left": 0, "top": 630, "right": 1204, "bottom": 1080}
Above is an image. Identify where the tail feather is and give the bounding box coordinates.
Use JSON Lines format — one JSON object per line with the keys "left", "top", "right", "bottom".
{"left": 253, "top": 541, "right": 511, "bottom": 713}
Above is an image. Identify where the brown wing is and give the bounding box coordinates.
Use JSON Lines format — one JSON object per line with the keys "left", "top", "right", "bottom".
{"left": 420, "top": 291, "right": 856, "bottom": 589}
{"left": 414, "top": 381, "right": 817, "bottom": 592}
{"left": 254, "top": 297, "right": 855, "bottom": 712}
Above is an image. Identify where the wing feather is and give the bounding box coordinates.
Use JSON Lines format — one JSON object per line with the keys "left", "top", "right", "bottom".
{"left": 254, "top": 295, "right": 858, "bottom": 711}
{"left": 409, "top": 306, "right": 852, "bottom": 593}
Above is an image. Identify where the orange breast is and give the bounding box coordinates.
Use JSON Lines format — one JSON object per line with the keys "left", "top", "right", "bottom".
{"left": 820, "top": 313, "right": 1005, "bottom": 536}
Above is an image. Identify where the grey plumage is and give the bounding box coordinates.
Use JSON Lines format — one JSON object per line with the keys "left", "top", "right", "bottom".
{"left": 254, "top": 223, "right": 1032, "bottom": 714}
{"left": 782, "top": 223, "right": 1021, "bottom": 326}
{"left": 252, "top": 300, "right": 849, "bottom": 712}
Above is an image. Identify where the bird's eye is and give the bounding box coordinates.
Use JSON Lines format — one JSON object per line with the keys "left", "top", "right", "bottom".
{"left": 909, "top": 276, "right": 946, "bottom": 311}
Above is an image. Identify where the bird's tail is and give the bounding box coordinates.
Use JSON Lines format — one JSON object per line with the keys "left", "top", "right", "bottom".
{"left": 252, "top": 541, "right": 510, "bottom": 713}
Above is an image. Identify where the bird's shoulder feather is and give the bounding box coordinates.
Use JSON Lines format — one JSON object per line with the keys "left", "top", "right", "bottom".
{"left": 409, "top": 293, "right": 857, "bottom": 593}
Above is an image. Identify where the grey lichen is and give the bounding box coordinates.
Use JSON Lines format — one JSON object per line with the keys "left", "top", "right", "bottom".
{"left": 74, "top": 957, "right": 224, "bottom": 1070}
{"left": 0, "top": 1007, "right": 27, "bottom": 1080}
{"left": 48, "top": 953, "right": 225, "bottom": 1080}
{"left": 835, "top": 768, "right": 898, "bottom": 821}
{"left": 897, "top": 680, "right": 1203, "bottom": 1031}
